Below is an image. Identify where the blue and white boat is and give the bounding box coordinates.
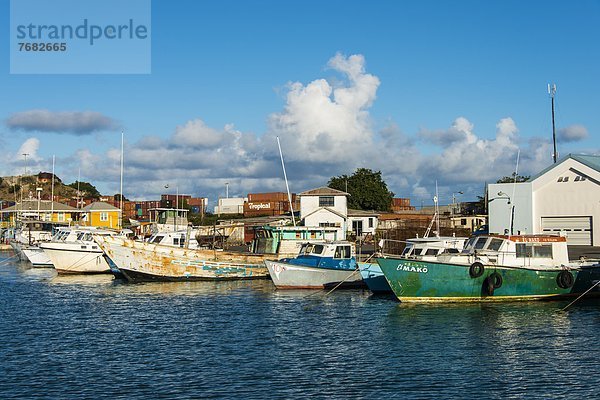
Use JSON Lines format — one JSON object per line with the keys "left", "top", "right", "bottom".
{"left": 264, "top": 241, "right": 365, "bottom": 289}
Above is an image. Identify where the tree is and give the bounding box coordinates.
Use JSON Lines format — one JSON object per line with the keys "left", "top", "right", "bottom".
{"left": 67, "top": 181, "right": 101, "bottom": 199}
{"left": 328, "top": 168, "right": 394, "bottom": 211}
{"left": 113, "top": 193, "right": 129, "bottom": 202}
{"left": 496, "top": 172, "right": 530, "bottom": 183}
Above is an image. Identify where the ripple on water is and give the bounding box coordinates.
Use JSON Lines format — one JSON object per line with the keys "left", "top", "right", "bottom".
{"left": 1, "top": 258, "right": 600, "bottom": 399}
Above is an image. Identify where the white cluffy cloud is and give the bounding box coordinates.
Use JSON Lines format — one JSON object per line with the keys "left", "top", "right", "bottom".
{"left": 268, "top": 53, "right": 380, "bottom": 166}
{"left": 4, "top": 54, "right": 579, "bottom": 205}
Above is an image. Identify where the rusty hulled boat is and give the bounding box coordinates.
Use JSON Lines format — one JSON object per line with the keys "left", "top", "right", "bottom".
{"left": 95, "top": 235, "right": 270, "bottom": 282}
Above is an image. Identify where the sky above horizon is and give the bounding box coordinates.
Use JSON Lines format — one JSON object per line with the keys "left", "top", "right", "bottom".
{"left": 1, "top": 0, "right": 599, "bottom": 208}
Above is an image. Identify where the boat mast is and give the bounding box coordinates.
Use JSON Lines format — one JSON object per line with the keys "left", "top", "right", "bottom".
{"left": 51, "top": 155, "right": 55, "bottom": 220}
{"left": 276, "top": 136, "right": 296, "bottom": 227}
{"left": 119, "top": 131, "right": 124, "bottom": 229}
{"left": 548, "top": 83, "right": 557, "bottom": 163}
{"left": 510, "top": 149, "right": 520, "bottom": 235}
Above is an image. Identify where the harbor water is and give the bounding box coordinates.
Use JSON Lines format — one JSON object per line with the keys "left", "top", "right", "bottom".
{"left": 2, "top": 250, "right": 600, "bottom": 399}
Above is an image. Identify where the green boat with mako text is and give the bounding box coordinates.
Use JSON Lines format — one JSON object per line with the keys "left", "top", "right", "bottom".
{"left": 377, "top": 234, "right": 600, "bottom": 302}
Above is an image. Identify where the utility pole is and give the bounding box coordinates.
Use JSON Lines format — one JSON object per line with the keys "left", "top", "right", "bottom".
{"left": 548, "top": 83, "right": 557, "bottom": 163}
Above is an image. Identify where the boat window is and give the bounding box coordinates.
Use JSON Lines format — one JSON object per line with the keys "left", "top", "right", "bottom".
{"left": 464, "top": 237, "right": 477, "bottom": 250}
{"left": 76, "top": 232, "right": 85, "bottom": 241}
{"left": 173, "top": 238, "right": 180, "bottom": 246}
{"left": 401, "top": 246, "right": 413, "bottom": 256}
{"left": 424, "top": 248, "right": 438, "bottom": 256}
{"left": 516, "top": 243, "right": 532, "bottom": 258}
{"left": 334, "top": 246, "right": 351, "bottom": 259}
{"left": 311, "top": 244, "right": 325, "bottom": 255}
{"left": 84, "top": 233, "right": 93, "bottom": 241}
{"left": 151, "top": 235, "right": 164, "bottom": 244}
{"left": 487, "top": 239, "right": 504, "bottom": 251}
{"left": 299, "top": 244, "right": 308, "bottom": 254}
{"left": 474, "top": 237, "right": 488, "bottom": 250}
{"left": 516, "top": 244, "right": 553, "bottom": 258}
{"left": 533, "top": 245, "right": 553, "bottom": 258}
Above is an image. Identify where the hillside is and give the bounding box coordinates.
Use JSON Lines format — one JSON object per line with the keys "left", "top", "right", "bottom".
{"left": 0, "top": 174, "right": 81, "bottom": 203}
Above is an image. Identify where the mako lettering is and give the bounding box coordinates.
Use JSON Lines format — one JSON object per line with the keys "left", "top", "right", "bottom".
{"left": 15, "top": 19, "right": 148, "bottom": 45}
{"left": 396, "top": 264, "right": 428, "bottom": 273}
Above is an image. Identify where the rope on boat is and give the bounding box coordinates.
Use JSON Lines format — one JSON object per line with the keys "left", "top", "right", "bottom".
{"left": 561, "top": 280, "right": 600, "bottom": 312}
{"left": 0, "top": 254, "right": 19, "bottom": 266}
{"left": 302, "top": 268, "right": 361, "bottom": 303}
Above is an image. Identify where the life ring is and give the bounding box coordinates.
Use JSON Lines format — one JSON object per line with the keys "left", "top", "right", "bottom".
{"left": 469, "top": 262, "right": 485, "bottom": 278}
{"left": 557, "top": 270, "right": 574, "bottom": 289}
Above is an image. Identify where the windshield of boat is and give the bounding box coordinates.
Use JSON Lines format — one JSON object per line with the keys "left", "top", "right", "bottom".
{"left": 473, "top": 237, "right": 488, "bottom": 250}
{"left": 300, "top": 243, "right": 325, "bottom": 255}
{"left": 334, "top": 245, "right": 351, "bottom": 259}
{"left": 424, "top": 248, "right": 439, "bottom": 256}
{"left": 486, "top": 238, "right": 504, "bottom": 252}
{"left": 149, "top": 234, "right": 164, "bottom": 244}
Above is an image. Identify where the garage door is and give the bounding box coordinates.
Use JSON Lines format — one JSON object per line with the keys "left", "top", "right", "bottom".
{"left": 541, "top": 216, "right": 592, "bottom": 245}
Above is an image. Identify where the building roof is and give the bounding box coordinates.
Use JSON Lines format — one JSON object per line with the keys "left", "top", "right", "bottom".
{"left": 303, "top": 206, "right": 347, "bottom": 220}
{"left": 530, "top": 153, "right": 600, "bottom": 181}
{"left": 347, "top": 208, "right": 380, "bottom": 217}
{"left": 299, "top": 187, "right": 349, "bottom": 196}
{"left": 0, "top": 200, "right": 79, "bottom": 213}
{"left": 82, "top": 201, "right": 121, "bottom": 212}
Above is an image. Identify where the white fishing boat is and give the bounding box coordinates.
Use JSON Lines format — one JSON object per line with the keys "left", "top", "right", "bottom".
{"left": 95, "top": 235, "right": 270, "bottom": 282}
{"left": 265, "top": 241, "right": 364, "bottom": 289}
{"left": 39, "top": 227, "right": 118, "bottom": 274}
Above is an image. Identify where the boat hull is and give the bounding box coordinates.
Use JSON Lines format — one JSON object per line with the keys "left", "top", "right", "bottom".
{"left": 40, "top": 243, "right": 111, "bottom": 274}
{"left": 377, "top": 257, "right": 600, "bottom": 302}
{"left": 97, "top": 236, "right": 270, "bottom": 282}
{"left": 265, "top": 259, "right": 364, "bottom": 289}
{"left": 21, "top": 246, "right": 53, "bottom": 267}
{"left": 359, "top": 262, "right": 392, "bottom": 293}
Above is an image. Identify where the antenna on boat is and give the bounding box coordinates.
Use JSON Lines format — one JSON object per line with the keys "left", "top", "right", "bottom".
{"left": 424, "top": 181, "right": 440, "bottom": 238}
{"left": 51, "top": 155, "right": 55, "bottom": 218}
{"left": 276, "top": 136, "right": 296, "bottom": 227}
{"left": 509, "top": 149, "right": 520, "bottom": 235}
{"left": 548, "top": 83, "right": 558, "bottom": 163}
{"left": 119, "top": 131, "right": 124, "bottom": 230}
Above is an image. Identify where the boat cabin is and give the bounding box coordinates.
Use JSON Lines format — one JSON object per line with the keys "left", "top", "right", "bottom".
{"left": 401, "top": 237, "right": 468, "bottom": 259}
{"left": 442, "top": 234, "right": 571, "bottom": 267}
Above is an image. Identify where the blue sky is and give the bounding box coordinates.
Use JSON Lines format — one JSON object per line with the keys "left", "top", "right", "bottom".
{"left": 1, "top": 0, "right": 599, "bottom": 207}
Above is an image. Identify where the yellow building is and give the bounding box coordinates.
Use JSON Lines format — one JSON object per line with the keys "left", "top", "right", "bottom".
{"left": 81, "top": 201, "right": 122, "bottom": 229}
{"left": 0, "top": 200, "right": 81, "bottom": 228}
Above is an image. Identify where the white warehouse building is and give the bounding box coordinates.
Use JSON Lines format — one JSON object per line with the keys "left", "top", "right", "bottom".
{"left": 488, "top": 154, "right": 600, "bottom": 246}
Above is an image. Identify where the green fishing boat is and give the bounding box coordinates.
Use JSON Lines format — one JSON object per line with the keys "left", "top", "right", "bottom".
{"left": 377, "top": 234, "right": 600, "bottom": 302}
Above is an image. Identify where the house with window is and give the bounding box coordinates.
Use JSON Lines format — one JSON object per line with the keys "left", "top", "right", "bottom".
{"left": 299, "top": 187, "right": 349, "bottom": 240}
{"left": 81, "top": 201, "right": 122, "bottom": 229}
{"left": 0, "top": 200, "right": 80, "bottom": 227}
{"left": 347, "top": 209, "right": 379, "bottom": 239}
{"left": 488, "top": 153, "right": 600, "bottom": 245}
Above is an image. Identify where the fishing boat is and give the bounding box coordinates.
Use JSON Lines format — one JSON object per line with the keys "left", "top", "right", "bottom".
{"left": 264, "top": 241, "right": 365, "bottom": 289}
{"left": 361, "top": 236, "right": 468, "bottom": 293}
{"left": 248, "top": 225, "right": 339, "bottom": 259}
{"left": 95, "top": 235, "right": 270, "bottom": 282}
{"left": 39, "top": 227, "right": 118, "bottom": 274}
{"left": 377, "top": 233, "right": 600, "bottom": 302}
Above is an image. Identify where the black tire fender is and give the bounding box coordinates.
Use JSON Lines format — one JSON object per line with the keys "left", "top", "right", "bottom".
{"left": 489, "top": 272, "right": 503, "bottom": 289}
{"left": 557, "top": 270, "right": 574, "bottom": 289}
{"left": 469, "top": 262, "right": 485, "bottom": 278}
